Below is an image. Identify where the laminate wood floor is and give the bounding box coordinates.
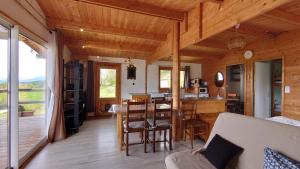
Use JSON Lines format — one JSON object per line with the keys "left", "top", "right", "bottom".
{"left": 26, "top": 117, "right": 204, "bottom": 169}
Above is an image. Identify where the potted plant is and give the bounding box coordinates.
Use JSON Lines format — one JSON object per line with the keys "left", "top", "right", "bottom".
{"left": 18, "top": 105, "right": 34, "bottom": 117}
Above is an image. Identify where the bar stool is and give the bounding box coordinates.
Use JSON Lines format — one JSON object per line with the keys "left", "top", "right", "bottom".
{"left": 181, "top": 100, "right": 208, "bottom": 149}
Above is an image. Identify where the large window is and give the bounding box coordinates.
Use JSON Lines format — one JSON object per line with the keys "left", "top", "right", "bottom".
{"left": 99, "top": 68, "right": 117, "bottom": 98}
{"left": 159, "top": 67, "right": 185, "bottom": 92}
{"left": 0, "top": 24, "right": 9, "bottom": 169}
{"left": 180, "top": 70, "right": 185, "bottom": 88}
{"left": 18, "top": 35, "right": 46, "bottom": 160}
{"left": 159, "top": 68, "right": 172, "bottom": 89}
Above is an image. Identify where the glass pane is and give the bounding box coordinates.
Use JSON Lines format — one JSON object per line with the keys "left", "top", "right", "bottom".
{"left": 180, "top": 70, "right": 185, "bottom": 88}
{"left": 18, "top": 36, "right": 46, "bottom": 160}
{"left": 0, "top": 24, "right": 9, "bottom": 169}
{"left": 160, "top": 70, "right": 171, "bottom": 88}
{"left": 274, "top": 85, "right": 282, "bottom": 112}
{"left": 100, "top": 69, "right": 116, "bottom": 98}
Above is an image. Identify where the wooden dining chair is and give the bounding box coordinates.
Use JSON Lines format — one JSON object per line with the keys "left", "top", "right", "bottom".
{"left": 181, "top": 100, "right": 208, "bottom": 149}
{"left": 147, "top": 99, "right": 173, "bottom": 152}
{"left": 124, "top": 100, "right": 147, "bottom": 156}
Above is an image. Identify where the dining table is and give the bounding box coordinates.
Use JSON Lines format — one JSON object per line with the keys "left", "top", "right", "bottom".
{"left": 108, "top": 103, "right": 176, "bottom": 151}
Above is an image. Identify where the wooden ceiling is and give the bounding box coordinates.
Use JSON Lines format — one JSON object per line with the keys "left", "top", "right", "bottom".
{"left": 36, "top": 0, "right": 300, "bottom": 63}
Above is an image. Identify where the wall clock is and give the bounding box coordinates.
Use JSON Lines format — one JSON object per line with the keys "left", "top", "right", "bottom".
{"left": 244, "top": 50, "right": 254, "bottom": 59}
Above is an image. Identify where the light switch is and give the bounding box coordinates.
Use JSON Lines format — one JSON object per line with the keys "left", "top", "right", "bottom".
{"left": 284, "top": 85, "right": 291, "bottom": 94}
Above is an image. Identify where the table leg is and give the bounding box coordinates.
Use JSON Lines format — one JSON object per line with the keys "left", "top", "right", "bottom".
{"left": 117, "top": 113, "right": 123, "bottom": 151}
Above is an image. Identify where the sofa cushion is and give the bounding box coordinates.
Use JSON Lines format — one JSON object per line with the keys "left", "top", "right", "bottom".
{"left": 204, "top": 113, "right": 300, "bottom": 169}
{"left": 202, "top": 134, "right": 243, "bottom": 169}
{"left": 264, "top": 147, "right": 300, "bottom": 169}
{"left": 165, "top": 151, "right": 216, "bottom": 169}
{"left": 147, "top": 119, "right": 170, "bottom": 128}
{"left": 123, "top": 121, "right": 144, "bottom": 129}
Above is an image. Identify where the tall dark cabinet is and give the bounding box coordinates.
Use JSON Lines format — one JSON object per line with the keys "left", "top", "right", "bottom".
{"left": 63, "top": 60, "right": 86, "bottom": 135}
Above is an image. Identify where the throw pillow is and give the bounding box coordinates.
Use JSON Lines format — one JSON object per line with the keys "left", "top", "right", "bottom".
{"left": 202, "top": 134, "right": 244, "bottom": 169}
{"left": 264, "top": 147, "right": 300, "bottom": 169}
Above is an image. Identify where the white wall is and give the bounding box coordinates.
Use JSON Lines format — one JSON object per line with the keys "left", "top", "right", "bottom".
{"left": 254, "top": 62, "right": 272, "bottom": 119}
{"left": 147, "top": 61, "right": 202, "bottom": 93}
{"left": 89, "top": 57, "right": 202, "bottom": 99}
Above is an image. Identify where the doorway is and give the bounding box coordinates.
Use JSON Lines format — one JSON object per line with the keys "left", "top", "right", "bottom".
{"left": 226, "top": 64, "right": 245, "bottom": 114}
{"left": 95, "top": 63, "right": 121, "bottom": 115}
{"left": 254, "top": 59, "right": 282, "bottom": 118}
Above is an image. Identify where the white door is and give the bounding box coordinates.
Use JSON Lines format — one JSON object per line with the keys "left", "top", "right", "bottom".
{"left": 254, "top": 62, "right": 272, "bottom": 118}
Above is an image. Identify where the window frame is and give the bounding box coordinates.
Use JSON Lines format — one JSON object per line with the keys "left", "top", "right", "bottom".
{"left": 158, "top": 66, "right": 185, "bottom": 93}
{"left": 99, "top": 68, "right": 118, "bottom": 99}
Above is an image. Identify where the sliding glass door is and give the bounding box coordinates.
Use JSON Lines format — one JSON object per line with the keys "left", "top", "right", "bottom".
{"left": 18, "top": 35, "right": 46, "bottom": 161}
{"left": 0, "top": 18, "right": 47, "bottom": 168}
{"left": 0, "top": 24, "right": 9, "bottom": 169}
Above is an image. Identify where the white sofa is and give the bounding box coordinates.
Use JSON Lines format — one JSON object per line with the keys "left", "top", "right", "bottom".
{"left": 165, "top": 113, "right": 300, "bottom": 169}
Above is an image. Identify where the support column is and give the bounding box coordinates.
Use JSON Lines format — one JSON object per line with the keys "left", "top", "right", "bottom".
{"left": 172, "top": 22, "right": 180, "bottom": 110}
{"left": 145, "top": 61, "right": 148, "bottom": 93}
{"left": 172, "top": 22, "right": 180, "bottom": 140}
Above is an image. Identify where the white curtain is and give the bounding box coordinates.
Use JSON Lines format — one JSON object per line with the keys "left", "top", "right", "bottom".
{"left": 46, "top": 32, "right": 57, "bottom": 135}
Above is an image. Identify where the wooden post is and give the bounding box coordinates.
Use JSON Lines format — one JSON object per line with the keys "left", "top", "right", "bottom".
{"left": 145, "top": 61, "right": 148, "bottom": 93}
{"left": 172, "top": 22, "right": 180, "bottom": 109}
{"left": 172, "top": 22, "right": 180, "bottom": 140}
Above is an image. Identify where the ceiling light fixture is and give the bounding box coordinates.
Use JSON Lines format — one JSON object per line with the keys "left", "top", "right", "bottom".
{"left": 82, "top": 45, "right": 85, "bottom": 49}
{"left": 227, "top": 24, "right": 247, "bottom": 50}
{"left": 80, "top": 28, "right": 84, "bottom": 32}
{"left": 227, "top": 36, "right": 247, "bottom": 50}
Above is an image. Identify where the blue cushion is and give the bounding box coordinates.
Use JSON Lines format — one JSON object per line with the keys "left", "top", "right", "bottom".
{"left": 264, "top": 147, "right": 300, "bottom": 169}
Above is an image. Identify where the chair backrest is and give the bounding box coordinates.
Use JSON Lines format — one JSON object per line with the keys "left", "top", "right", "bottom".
{"left": 227, "top": 92, "right": 238, "bottom": 98}
{"left": 122, "top": 98, "right": 130, "bottom": 105}
{"left": 126, "top": 100, "right": 147, "bottom": 128}
{"left": 132, "top": 95, "right": 151, "bottom": 102}
{"left": 153, "top": 100, "right": 173, "bottom": 126}
{"left": 180, "top": 100, "right": 197, "bottom": 119}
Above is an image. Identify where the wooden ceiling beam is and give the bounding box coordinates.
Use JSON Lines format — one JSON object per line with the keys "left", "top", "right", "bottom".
{"left": 65, "top": 39, "right": 155, "bottom": 53}
{"left": 71, "top": 50, "right": 147, "bottom": 59}
{"left": 72, "top": 0, "right": 184, "bottom": 21}
{"left": 181, "top": 0, "right": 292, "bottom": 49}
{"left": 227, "top": 24, "right": 272, "bottom": 39}
{"left": 263, "top": 9, "right": 300, "bottom": 26}
{"left": 199, "top": 0, "right": 223, "bottom": 4}
{"left": 47, "top": 18, "right": 167, "bottom": 41}
{"left": 195, "top": 38, "right": 228, "bottom": 50}
{"left": 72, "top": 54, "right": 145, "bottom": 61}
{"left": 147, "top": 30, "right": 173, "bottom": 63}
{"left": 201, "top": 0, "right": 293, "bottom": 41}
{"left": 180, "top": 49, "right": 223, "bottom": 58}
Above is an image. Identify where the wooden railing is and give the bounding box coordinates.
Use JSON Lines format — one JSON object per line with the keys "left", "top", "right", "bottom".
{"left": 0, "top": 89, "right": 45, "bottom": 109}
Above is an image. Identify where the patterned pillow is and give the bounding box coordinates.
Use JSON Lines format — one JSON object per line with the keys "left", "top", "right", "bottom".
{"left": 264, "top": 147, "right": 300, "bottom": 169}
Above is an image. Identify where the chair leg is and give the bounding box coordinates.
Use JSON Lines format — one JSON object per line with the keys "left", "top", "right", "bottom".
{"left": 164, "top": 129, "right": 167, "bottom": 143}
{"left": 126, "top": 132, "right": 129, "bottom": 156}
{"left": 191, "top": 127, "right": 194, "bottom": 149}
{"left": 140, "top": 131, "right": 144, "bottom": 143}
{"left": 153, "top": 129, "right": 156, "bottom": 152}
{"left": 169, "top": 128, "right": 173, "bottom": 150}
{"left": 144, "top": 129, "right": 147, "bottom": 153}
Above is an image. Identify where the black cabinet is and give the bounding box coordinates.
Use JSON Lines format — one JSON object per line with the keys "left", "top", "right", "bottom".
{"left": 63, "top": 60, "right": 86, "bottom": 135}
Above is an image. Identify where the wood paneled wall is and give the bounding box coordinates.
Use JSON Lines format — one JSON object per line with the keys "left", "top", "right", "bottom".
{"left": 202, "top": 29, "right": 300, "bottom": 120}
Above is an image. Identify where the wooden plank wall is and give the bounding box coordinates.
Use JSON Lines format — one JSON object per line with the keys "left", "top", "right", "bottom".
{"left": 202, "top": 29, "right": 300, "bottom": 119}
